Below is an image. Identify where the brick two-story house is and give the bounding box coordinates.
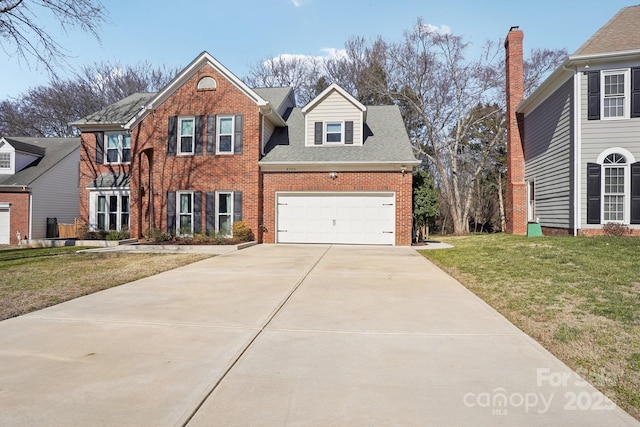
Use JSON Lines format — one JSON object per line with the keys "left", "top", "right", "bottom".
{"left": 505, "top": 5, "right": 640, "bottom": 235}
{"left": 72, "top": 52, "right": 419, "bottom": 245}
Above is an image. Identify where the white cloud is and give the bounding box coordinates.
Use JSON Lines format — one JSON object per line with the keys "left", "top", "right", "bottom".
{"left": 419, "top": 23, "right": 452, "bottom": 36}
{"left": 291, "top": 0, "right": 309, "bottom": 7}
{"left": 267, "top": 48, "right": 347, "bottom": 66}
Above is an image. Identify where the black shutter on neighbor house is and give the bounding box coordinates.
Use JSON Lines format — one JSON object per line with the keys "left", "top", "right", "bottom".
{"left": 195, "top": 115, "right": 204, "bottom": 155}
{"left": 95, "top": 132, "right": 104, "bottom": 164}
{"left": 233, "top": 191, "right": 243, "bottom": 222}
{"left": 587, "top": 163, "right": 601, "bottom": 224}
{"left": 631, "top": 68, "right": 640, "bottom": 119}
{"left": 234, "top": 115, "right": 243, "bottom": 154}
{"left": 314, "top": 122, "right": 323, "bottom": 145}
{"left": 167, "top": 191, "right": 176, "bottom": 234}
{"left": 631, "top": 162, "right": 640, "bottom": 224}
{"left": 345, "top": 121, "right": 354, "bottom": 144}
{"left": 205, "top": 192, "right": 215, "bottom": 235}
{"left": 206, "top": 115, "right": 216, "bottom": 154}
{"left": 193, "top": 191, "right": 202, "bottom": 233}
{"left": 168, "top": 116, "right": 177, "bottom": 155}
{"left": 587, "top": 71, "right": 600, "bottom": 120}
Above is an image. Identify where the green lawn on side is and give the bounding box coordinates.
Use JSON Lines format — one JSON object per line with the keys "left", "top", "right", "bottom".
{"left": 0, "top": 247, "right": 212, "bottom": 321}
{"left": 420, "top": 234, "right": 640, "bottom": 420}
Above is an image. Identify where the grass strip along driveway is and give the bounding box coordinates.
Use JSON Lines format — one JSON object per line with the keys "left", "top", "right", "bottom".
{"left": 0, "top": 247, "right": 211, "bottom": 321}
{"left": 421, "top": 234, "right": 640, "bottom": 420}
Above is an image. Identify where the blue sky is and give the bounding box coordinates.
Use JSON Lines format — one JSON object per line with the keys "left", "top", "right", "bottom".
{"left": 0, "top": 0, "right": 636, "bottom": 99}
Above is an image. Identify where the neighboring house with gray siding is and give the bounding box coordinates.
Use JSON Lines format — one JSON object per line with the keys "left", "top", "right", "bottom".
{"left": 505, "top": 5, "right": 640, "bottom": 235}
{"left": 0, "top": 137, "right": 80, "bottom": 244}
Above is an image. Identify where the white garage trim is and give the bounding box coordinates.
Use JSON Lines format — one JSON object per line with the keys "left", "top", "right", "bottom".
{"left": 0, "top": 204, "right": 10, "bottom": 244}
{"left": 276, "top": 192, "right": 396, "bottom": 245}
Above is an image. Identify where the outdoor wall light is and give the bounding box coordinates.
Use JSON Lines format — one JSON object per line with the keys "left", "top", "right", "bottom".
{"left": 329, "top": 172, "right": 337, "bottom": 180}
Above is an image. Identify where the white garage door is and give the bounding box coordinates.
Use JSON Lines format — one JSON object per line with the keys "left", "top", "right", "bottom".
{"left": 277, "top": 192, "right": 395, "bottom": 245}
{"left": 0, "top": 208, "right": 9, "bottom": 244}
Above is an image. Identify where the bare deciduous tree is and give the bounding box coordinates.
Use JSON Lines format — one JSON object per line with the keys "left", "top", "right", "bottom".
{"left": 0, "top": 0, "right": 107, "bottom": 72}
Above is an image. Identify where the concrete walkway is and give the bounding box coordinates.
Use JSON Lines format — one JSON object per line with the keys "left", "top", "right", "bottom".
{"left": 0, "top": 245, "right": 636, "bottom": 426}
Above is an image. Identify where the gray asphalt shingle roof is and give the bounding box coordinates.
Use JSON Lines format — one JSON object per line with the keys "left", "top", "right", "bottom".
{"left": 260, "top": 105, "right": 418, "bottom": 164}
{"left": 573, "top": 5, "right": 640, "bottom": 56}
{"left": 0, "top": 137, "right": 79, "bottom": 186}
{"left": 253, "top": 87, "right": 295, "bottom": 112}
{"left": 87, "top": 173, "right": 130, "bottom": 189}
{"left": 70, "top": 93, "right": 156, "bottom": 127}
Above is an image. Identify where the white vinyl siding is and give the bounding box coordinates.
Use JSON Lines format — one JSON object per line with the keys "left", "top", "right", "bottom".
{"left": 305, "top": 91, "right": 362, "bottom": 146}
{"left": 523, "top": 78, "right": 574, "bottom": 229}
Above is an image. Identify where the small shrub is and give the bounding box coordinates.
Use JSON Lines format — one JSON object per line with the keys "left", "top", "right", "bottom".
{"left": 232, "top": 221, "right": 254, "bottom": 242}
{"left": 146, "top": 228, "right": 170, "bottom": 243}
{"left": 83, "top": 230, "right": 106, "bottom": 240}
{"left": 105, "top": 229, "right": 130, "bottom": 241}
{"left": 603, "top": 222, "right": 630, "bottom": 237}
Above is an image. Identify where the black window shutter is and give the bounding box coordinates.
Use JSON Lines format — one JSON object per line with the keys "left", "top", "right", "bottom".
{"left": 587, "top": 72, "right": 600, "bottom": 120}
{"left": 195, "top": 115, "right": 204, "bottom": 155}
{"left": 631, "top": 162, "right": 640, "bottom": 224}
{"left": 206, "top": 115, "right": 216, "bottom": 154}
{"left": 233, "top": 191, "right": 243, "bottom": 222}
{"left": 587, "top": 163, "right": 601, "bottom": 224}
{"left": 206, "top": 191, "right": 215, "bottom": 235}
{"left": 95, "top": 132, "right": 104, "bottom": 164}
{"left": 234, "top": 115, "right": 243, "bottom": 154}
{"left": 168, "top": 116, "right": 177, "bottom": 155}
{"left": 631, "top": 68, "right": 640, "bottom": 119}
{"left": 167, "top": 191, "right": 176, "bottom": 234}
{"left": 193, "top": 191, "right": 202, "bottom": 233}
{"left": 314, "top": 122, "right": 323, "bottom": 145}
{"left": 345, "top": 121, "right": 354, "bottom": 144}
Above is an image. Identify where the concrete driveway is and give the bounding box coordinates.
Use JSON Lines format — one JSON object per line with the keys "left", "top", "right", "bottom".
{"left": 0, "top": 244, "right": 637, "bottom": 426}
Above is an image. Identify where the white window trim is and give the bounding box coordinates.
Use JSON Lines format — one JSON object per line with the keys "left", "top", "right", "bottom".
{"left": 177, "top": 191, "right": 194, "bottom": 235}
{"left": 104, "top": 133, "right": 131, "bottom": 164}
{"left": 177, "top": 116, "right": 195, "bottom": 155}
{"left": 89, "top": 190, "right": 130, "bottom": 231}
{"left": 0, "top": 152, "right": 11, "bottom": 169}
{"left": 215, "top": 191, "right": 234, "bottom": 237}
{"left": 526, "top": 179, "right": 536, "bottom": 223}
{"left": 601, "top": 69, "right": 630, "bottom": 120}
{"left": 597, "top": 148, "right": 636, "bottom": 224}
{"left": 216, "top": 116, "right": 235, "bottom": 154}
{"left": 324, "top": 121, "right": 344, "bottom": 144}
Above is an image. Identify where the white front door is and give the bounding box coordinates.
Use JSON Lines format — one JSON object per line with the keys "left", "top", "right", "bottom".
{"left": 0, "top": 207, "right": 10, "bottom": 244}
{"left": 277, "top": 192, "right": 395, "bottom": 245}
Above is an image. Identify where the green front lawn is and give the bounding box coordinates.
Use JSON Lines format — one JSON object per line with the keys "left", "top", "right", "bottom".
{"left": 421, "top": 234, "right": 640, "bottom": 420}
{"left": 0, "top": 247, "right": 212, "bottom": 321}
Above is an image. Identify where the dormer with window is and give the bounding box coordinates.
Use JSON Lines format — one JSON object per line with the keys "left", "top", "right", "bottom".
{"left": 302, "top": 83, "right": 366, "bottom": 146}
{"left": 0, "top": 137, "right": 44, "bottom": 175}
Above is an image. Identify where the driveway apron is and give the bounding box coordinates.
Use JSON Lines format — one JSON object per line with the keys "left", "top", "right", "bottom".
{"left": 0, "top": 244, "right": 637, "bottom": 426}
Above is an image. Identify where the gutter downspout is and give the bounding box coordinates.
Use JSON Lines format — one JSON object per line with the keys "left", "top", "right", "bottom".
{"left": 28, "top": 192, "right": 33, "bottom": 241}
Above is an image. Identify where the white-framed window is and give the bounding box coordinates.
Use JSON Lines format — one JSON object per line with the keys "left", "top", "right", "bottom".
{"left": 602, "top": 69, "right": 630, "bottom": 119}
{"left": 217, "top": 116, "right": 234, "bottom": 154}
{"left": 93, "top": 192, "right": 129, "bottom": 231}
{"left": 105, "top": 133, "right": 131, "bottom": 164}
{"left": 177, "top": 191, "right": 194, "bottom": 234}
{"left": 178, "top": 117, "right": 195, "bottom": 154}
{"left": 603, "top": 153, "right": 627, "bottom": 222}
{"left": 325, "top": 122, "right": 343, "bottom": 143}
{"left": 216, "top": 191, "right": 233, "bottom": 236}
{"left": 0, "top": 152, "right": 10, "bottom": 169}
{"left": 527, "top": 180, "right": 535, "bottom": 222}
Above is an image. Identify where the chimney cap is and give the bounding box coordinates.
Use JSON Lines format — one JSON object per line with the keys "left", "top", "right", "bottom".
{"left": 510, "top": 26, "right": 520, "bottom": 31}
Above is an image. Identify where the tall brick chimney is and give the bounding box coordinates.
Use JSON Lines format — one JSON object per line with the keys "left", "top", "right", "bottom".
{"left": 504, "top": 27, "right": 527, "bottom": 235}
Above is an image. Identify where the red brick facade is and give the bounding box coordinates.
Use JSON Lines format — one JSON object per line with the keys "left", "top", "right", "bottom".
{"left": 79, "top": 59, "right": 415, "bottom": 245}
{"left": 504, "top": 28, "right": 528, "bottom": 235}
{"left": 262, "top": 171, "right": 413, "bottom": 245}
{"left": 0, "top": 191, "right": 30, "bottom": 244}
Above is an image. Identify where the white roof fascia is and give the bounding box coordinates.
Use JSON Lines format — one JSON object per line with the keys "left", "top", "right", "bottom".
{"left": 125, "top": 51, "right": 269, "bottom": 130}
{"left": 301, "top": 83, "right": 367, "bottom": 115}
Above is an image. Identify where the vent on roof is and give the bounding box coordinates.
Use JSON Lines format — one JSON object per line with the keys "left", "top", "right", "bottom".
{"left": 197, "top": 77, "right": 217, "bottom": 91}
